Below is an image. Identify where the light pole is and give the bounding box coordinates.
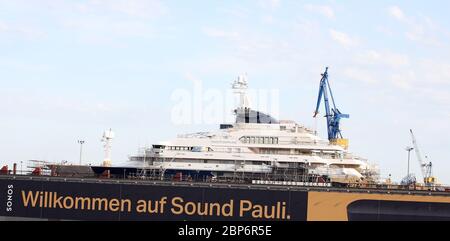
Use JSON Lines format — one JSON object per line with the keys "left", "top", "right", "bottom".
{"left": 20, "top": 161, "right": 23, "bottom": 175}
{"left": 405, "top": 146, "right": 414, "bottom": 177}
{"left": 78, "top": 140, "right": 85, "bottom": 166}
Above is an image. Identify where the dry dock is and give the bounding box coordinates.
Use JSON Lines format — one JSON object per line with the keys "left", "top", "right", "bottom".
{"left": 1, "top": 175, "right": 450, "bottom": 221}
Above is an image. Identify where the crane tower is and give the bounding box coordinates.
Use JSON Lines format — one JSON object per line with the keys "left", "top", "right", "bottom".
{"left": 313, "top": 67, "right": 350, "bottom": 149}
{"left": 410, "top": 129, "right": 436, "bottom": 186}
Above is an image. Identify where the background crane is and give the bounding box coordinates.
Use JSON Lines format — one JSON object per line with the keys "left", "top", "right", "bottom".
{"left": 409, "top": 129, "right": 436, "bottom": 186}
{"left": 313, "top": 67, "right": 350, "bottom": 149}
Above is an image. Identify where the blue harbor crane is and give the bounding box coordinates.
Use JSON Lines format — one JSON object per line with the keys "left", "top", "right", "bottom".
{"left": 313, "top": 67, "right": 350, "bottom": 148}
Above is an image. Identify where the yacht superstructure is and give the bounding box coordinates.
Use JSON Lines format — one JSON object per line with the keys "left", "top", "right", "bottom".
{"left": 128, "top": 75, "right": 379, "bottom": 184}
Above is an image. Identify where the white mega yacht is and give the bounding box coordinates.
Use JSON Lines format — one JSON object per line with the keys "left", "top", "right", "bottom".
{"left": 128, "top": 74, "right": 379, "bottom": 184}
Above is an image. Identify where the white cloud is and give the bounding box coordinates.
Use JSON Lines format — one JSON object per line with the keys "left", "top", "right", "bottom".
{"left": 202, "top": 27, "right": 240, "bottom": 41}
{"left": 379, "top": 52, "right": 410, "bottom": 67}
{"left": 64, "top": 18, "right": 153, "bottom": 36}
{"left": 262, "top": 15, "right": 275, "bottom": 24}
{"left": 200, "top": 25, "right": 298, "bottom": 65}
{"left": 0, "top": 20, "right": 46, "bottom": 39}
{"left": 0, "top": 21, "right": 8, "bottom": 32}
{"left": 329, "top": 29, "right": 358, "bottom": 47}
{"left": 388, "top": 6, "right": 407, "bottom": 22}
{"left": 348, "top": 49, "right": 450, "bottom": 99}
{"left": 387, "top": 6, "right": 444, "bottom": 47}
{"left": 292, "top": 19, "right": 321, "bottom": 38}
{"left": 0, "top": 89, "right": 118, "bottom": 118}
{"left": 61, "top": 16, "right": 155, "bottom": 47}
{"left": 354, "top": 50, "right": 410, "bottom": 68}
{"left": 420, "top": 88, "right": 450, "bottom": 106}
{"left": 343, "top": 68, "right": 378, "bottom": 84}
{"left": 390, "top": 71, "right": 415, "bottom": 90}
{"left": 259, "top": 0, "right": 281, "bottom": 9}
{"left": 375, "top": 25, "right": 394, "bottom": 36}
{"left": 419, "top": 59, "right": 450, "bottom": 85}
{"left": 221, "top": 7, "right": 249, "bottom": 19}
{"left": 405, "top": 24, "right": 442, "bottom": 46}
{"left": 51, "top": 0, "right": 169, "bottom": 46}
{"left": 78, "top": 0, "right": 167, "bottom": 19}
{"left": 304, "top": 4, "right": 335, "bottom": 19}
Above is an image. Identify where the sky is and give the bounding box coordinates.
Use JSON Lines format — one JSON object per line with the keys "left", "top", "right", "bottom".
{"left": 1, "top": 0, "right": 449, "bottom": 184}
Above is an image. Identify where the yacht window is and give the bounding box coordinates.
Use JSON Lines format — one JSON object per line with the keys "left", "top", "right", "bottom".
{"left": 251, "top": 137, "right": 255, "bottom": 144}
{"left": 257, "top": 137, "right": 262, "bottom": 144}
{"left": 264, "top": 137, "right": 269, "bottom": 144}
{"left": 275, "top": 138, "right": 279, "bottom": 144}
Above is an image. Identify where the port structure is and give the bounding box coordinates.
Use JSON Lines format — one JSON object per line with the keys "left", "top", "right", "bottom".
{"left": 410, "top": 129, "right": 436, "bottom": 186}
{"left": 313, "top": 67, "right": 350, "bottom": 149}
{"left": 77, "top": 140, "right": 85, "bottom": 166}
{"left": 401, "top": 146, "right": 416, "bottom": 186}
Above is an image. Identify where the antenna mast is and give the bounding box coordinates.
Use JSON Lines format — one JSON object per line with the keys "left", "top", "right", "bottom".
{"left": 232, "top": 74, "right": 250, "bottom": 109}
{"left": 101, "top": 128, "right": 114, "bottom": 167}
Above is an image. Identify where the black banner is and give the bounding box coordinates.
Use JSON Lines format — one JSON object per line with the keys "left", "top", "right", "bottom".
{"left": 0, "top": 178, "right": 308, "bottom": 221}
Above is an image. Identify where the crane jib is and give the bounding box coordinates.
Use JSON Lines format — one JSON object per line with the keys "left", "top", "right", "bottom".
{"left": 313, "top": 67, "right": 349, "bottom": 143}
